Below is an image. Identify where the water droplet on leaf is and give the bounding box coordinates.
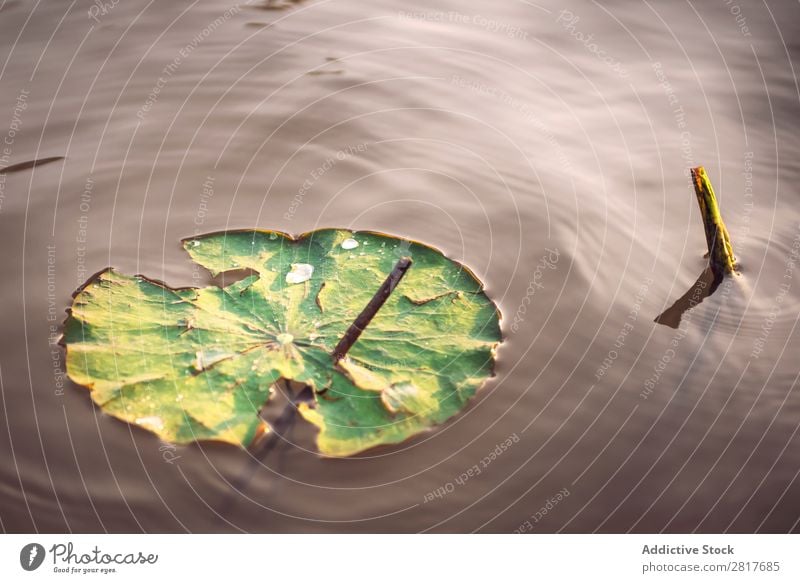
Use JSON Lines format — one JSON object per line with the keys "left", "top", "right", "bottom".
{"left": 341, "top": 238, "right": 359, "bottom": 250}
{"left": 286, "top": 263, "right": 313, "bottom": 284}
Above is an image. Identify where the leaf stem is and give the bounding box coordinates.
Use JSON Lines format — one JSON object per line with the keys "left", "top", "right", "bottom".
{"left": 331, "top": 256, "right": 413, "bottom": 362}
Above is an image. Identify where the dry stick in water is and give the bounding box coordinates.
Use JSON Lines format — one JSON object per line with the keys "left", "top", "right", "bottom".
{"left": 691, "top": 166, "right": 736, "bottom": 278}
{"left": 654, "top": 167, "right": 737, "bottom": 328}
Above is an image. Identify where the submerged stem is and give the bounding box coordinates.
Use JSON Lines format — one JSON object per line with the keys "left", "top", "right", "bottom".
{"left": 331, "top": 256, "right": 413, "bottom": 362}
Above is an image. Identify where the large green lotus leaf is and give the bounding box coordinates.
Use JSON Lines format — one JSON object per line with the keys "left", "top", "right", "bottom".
{"left": 63, "top": 229, "right": 501, "bottom": 456}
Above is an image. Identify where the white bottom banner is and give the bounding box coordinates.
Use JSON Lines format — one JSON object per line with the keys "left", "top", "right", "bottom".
{"left": 0, "top": 534, "right": 797, "bottom": 581}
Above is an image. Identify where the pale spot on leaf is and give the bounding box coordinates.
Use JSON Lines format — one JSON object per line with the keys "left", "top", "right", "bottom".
{"left": 135, "top": 416, "right": 165, "bottom": 431}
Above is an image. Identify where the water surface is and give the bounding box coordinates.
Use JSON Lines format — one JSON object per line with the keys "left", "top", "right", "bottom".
{"left": 1, "top": 0, "right": 799, "bottom": 532}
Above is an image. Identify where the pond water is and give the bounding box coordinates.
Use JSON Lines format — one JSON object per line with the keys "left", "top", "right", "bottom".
{"left": 1, "top": 0, "right": 799, "bottom": 532}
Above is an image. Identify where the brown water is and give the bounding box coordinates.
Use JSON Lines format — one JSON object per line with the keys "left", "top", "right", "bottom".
{"left": 2, "top": 0, "right": 799, "bottom": 533}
